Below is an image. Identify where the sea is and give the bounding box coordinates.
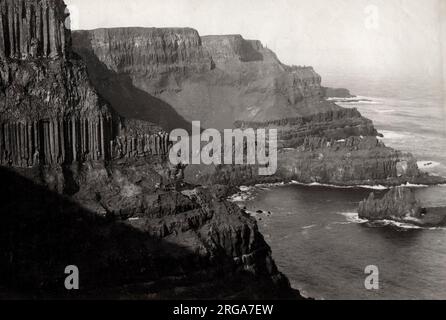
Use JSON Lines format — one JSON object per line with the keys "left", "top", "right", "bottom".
{"left": 230, "top": 75, "right": 446, "bottom": 300}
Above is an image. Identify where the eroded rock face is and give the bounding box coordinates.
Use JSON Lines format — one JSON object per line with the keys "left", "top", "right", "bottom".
{"left": 70, "top": 27, "right": 442, "bottom": 188}
{"left": 73, "top": 29, "right": 328, "bottom": 129}
{"left": 184, "top": 111, "right": 430, "bottom": 187}
{"left": 0, "top": 160, "right": 298, "bottom": 299}
{"left": 73, "top": 28, "right": 214, "bottom": 93}
{"left": 0, "top": 0, "right": 69, "bottom": 60}
{"left": 0, "top": 1, "right": 170, "bottom": 167}
{"left": 358, "top": 187, "right": 422, "bottom": 221}
{"left": 0, "top": 0, "right": 297, "bottom": 299}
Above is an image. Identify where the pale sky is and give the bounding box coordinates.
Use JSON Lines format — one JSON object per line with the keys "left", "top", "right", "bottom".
{"left": 65, "top": 0, "right": 444, "bottom": 88}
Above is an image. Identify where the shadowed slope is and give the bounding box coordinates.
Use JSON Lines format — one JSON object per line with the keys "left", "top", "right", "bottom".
{"left": 0, "top": 165, "right": 300, "bottom": 299}
{"left": 73, "top": 31, "right": 193, "bottom": 133}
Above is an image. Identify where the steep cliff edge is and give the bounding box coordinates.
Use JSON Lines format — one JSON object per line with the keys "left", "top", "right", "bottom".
{"left": 72, "top": 28, "right": 444, "bottom": 187}
{"left": 0, "top": 0, "right": 169, "bottom": 168}
{"left": 0, "top": 0, "right": 297, "bottom": 299}
{"left": 73, "top": 29, "right": 333, "bottom": 129}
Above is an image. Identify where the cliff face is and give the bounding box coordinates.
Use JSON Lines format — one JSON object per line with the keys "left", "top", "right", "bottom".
{"left": 0, "top": 0, "right": 69, "bottom": 60}
{"left": 200, "top": 34, "right": 326, "bottom": 124}
{"left": 0, "top": 0, "right": 296, "bottom": 299}
{"left": 72, "top": 27, "right": 439, "bottom": 187}
{"left": 73, "top": 29, "right": 328, "bottom": 129}
{"left": 0, "top": 1, "right": 170, "bottom": 167}
{"left": 184, "top": 110, "right": 432, "bottom": 187}
{"left": 73, "top": 28, "right": 214, "bottom": 93}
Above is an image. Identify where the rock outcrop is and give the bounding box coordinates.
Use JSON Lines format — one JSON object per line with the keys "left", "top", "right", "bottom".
{"left": 0, "top": 0, "right": 298, "bottom": 299}
{"left": 358, "top": 187, "right": 446, "bottom": 227}
{"left": 322, "top": 87, "right": 354, "bottom": 98}
{"left": 0, "top": 164, "right": 298, "bottom": 299}
{"left": 184, "top": 110, "right": 439, "bottom": 187}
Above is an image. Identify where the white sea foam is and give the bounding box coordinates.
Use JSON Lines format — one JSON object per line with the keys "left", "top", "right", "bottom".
{"left": 351, "top": 100, "right": 380, "bottom": 105}
{"left": 401, "top": 182, "right": 429, "bottom": 188}
{"left": 376, "top": 109, "right": 396, "bottom": 114}
{"left": 327, "top": 96, "right": 379, "bottom": 104}
{"left": 378, "top": 130, "right": 408, "bottom": 140}
{"left": 372, "top": 220, "right": 422, "bottom": 230}
{"left": 337, "top": 212, "right": 446, "bottom": 231}
{"left": 337, "top": 212, "right": 369, "bottom": 224}
{"left": 255, "top": 182, "right": 286, "bottom": 188}
{"left": 229, "top": 193, "right": 254, "bottom": 202}
{"left": 291, "top": 180, "right": 389, "bottom": 190}
{"left": 230, "top": 180, "right": 432, "bottom": 204}
{"left": 230, "top": 195, "right": 248, "bottom": 202}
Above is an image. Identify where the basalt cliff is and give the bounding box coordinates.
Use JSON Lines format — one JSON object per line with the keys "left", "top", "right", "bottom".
{"left": 72, "top": 28, "right": 444, "bottom": 187}
{"left": 0, "top": 0, "right": 298, "bottom": 299}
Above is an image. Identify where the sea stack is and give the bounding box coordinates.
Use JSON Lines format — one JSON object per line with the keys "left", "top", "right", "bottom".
{"left": 358, "top": 187, "right": 446, "bottom": 227}
{"left": 358, "top": 187, "right": 423, "bottom": 221}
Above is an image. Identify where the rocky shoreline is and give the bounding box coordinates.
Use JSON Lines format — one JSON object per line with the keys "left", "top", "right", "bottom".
{"left": 1, "top": 0, "right": 445, "bottom": 300}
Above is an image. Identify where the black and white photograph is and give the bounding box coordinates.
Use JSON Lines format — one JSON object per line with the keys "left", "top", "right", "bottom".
{"left": 0, "top": 0, "right": 445, "bottom": 309}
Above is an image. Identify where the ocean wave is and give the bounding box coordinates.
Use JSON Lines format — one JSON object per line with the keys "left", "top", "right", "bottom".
{"left": 327, "top": 96, "right": 380, "bottom": 104}
{"left": 337, "top": 212, "right": 421, "bottom": 229}
{"left": 230, "top": 180, "right": 432, "bottom": 203}
{"left": 375, "top": 109, "right": 396, "bottom": 114}
{"left": 229, "top": 187, "right": 255, "bottom": 202}
{"left": 337, "top": 212, "right": 369, "bottom": 224}
{"left": 337, "top": 212, "right": 446, "bottom": 231}
{"left": 401, "top": 183, "right": 429, "bottom": 188}
{"left": 349, "top": 101, "right": 381, "bottom": 105}
{"left": 230, "top": 195, "right": 250, "bottom": 202}
{"left": 378, "top": 130, "right": 409, "bottom": 140}
{"left": 291, "top": 180, "right": 389, "bottom": 190}
{"left": 255, "top": 182, "right": 286, "bottom": 188}
{"left": 372, "top": 219, "right": 422, "bottom": 230}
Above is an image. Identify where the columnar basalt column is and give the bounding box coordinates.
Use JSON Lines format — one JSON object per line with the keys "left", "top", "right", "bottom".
{"left": 0, "top": 0, "right": 69, "bottom": 60}
{"left": 0, "top": 8, "right": 6, "bottom": 59}
{"left": 7, "top": 2, "right": 14, "bottom": 57}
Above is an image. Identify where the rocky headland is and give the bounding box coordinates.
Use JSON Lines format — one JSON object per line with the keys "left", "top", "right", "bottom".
{"left": 72, "top": 27, "right": 445, "bottom": 188}
{"left": 358, "top": 187, "right": 446, "bottom": 228}
{"left": 2, "top": 0, "right": 445, "bottom": 300}
{"left": 322, "top": 87, "right": 355, "bottom": 98}
{"left": 0, "top": 0, "right": 299, "bottom": 299}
